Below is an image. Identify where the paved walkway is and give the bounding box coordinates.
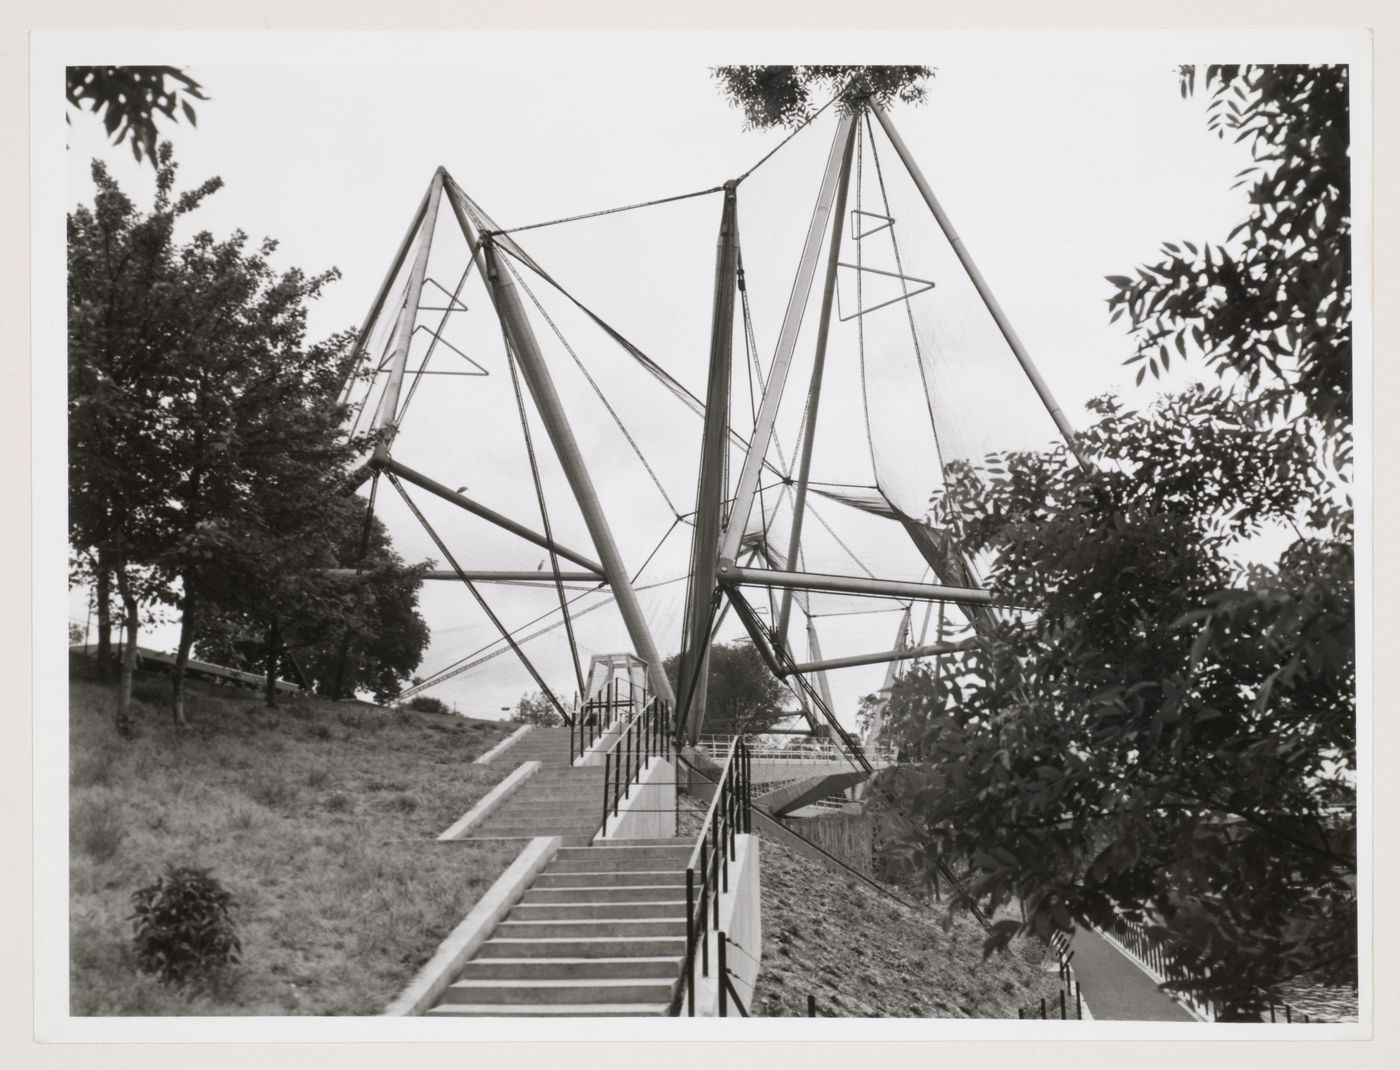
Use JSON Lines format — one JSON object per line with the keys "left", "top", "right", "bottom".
{"left": 1071, "top": 928, "right": 1196, "bottom": 1021}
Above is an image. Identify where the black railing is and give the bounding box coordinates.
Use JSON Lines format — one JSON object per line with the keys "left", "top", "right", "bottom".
{"left": 599, "top": 695, "right": 671, "bottom": 833}
{"left": 674, "top": 737, "right": 753, "bottom": 1016}
{"left": 1105, "top": 917, "right": 1318, "bottom": 1023}
{"left": 1018, "top": 932, "right": 1083, "bottom": 1020}
{"left": 571, "top": 676, "right": 650, "bottom": 764}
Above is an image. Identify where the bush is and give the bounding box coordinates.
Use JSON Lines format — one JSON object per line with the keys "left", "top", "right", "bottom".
{"left": 406, "top": 695, "right": 451, "bottom": 715}
{"left": 130, "top": 865, "right": 241, "bottom": 985}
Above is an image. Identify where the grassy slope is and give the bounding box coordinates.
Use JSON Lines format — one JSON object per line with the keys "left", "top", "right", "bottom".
{"left": 69, "top": 667, "right": 518, "bottom": 1015}
{"left": 751, "top": 834, "right": 1061, "bottom": 1018}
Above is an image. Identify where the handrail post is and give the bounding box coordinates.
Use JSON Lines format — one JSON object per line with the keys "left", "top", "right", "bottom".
{"left": 602, "top": 751, "right": 611, "bottom": 831}
{"left": 699, "top": 842, "right": 709, "bottom": 974}
{"left": 686, "top": 868, "right": 696, "bottom": 1015}
{"left": 719, "top": 934, "right": 728, "bottom": 1017}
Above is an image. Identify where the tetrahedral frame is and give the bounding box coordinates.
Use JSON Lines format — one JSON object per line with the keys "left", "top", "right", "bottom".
{"left": 337, "top": 98, "right": 1084, "bottom": 763}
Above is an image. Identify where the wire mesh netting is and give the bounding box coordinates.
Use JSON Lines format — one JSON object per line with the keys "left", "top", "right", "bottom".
{"left": 336, "top": 103, "right": 1062, "bottom": 724}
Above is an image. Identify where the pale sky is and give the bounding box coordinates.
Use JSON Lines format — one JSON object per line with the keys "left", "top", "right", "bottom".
{"left": 64, "top": 45, "right": 1265, "bottom": 722}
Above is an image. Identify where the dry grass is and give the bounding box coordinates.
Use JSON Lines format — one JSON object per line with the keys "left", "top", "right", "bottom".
{"left": 69, "top": 669, "right": 517, "bottom": 1015}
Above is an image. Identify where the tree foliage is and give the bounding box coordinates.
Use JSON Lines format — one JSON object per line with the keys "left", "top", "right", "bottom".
{"left": 664, "top": 641, "right": 790, "bottom": 735}
{"left": 67, "top": 66, "right": 206, "bottom": 166}
{"left": 194, "top": 502, "right": 430, "bottom": 705}
{"left": 68, "top": 145, "right": 428, "bottom": 723}
{"left": 512, "top": 691, "right": 564, "bottom": 727}
{"left": 876, "top": 64, "right": 1354, "bottom": 1020}
{"left": 713, "top": 65, "right": 933, "bottom": 129}
{"left": 1108, "top": 65, "right": 1350, "bottom": 437}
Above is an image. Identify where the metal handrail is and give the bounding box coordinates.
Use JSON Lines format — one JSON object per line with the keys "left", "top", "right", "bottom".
{"left": 572, "top": 676, "right": 650, "bottom": 763}
{"left": 674, "top": 737, "right": 752, "bottom": 1016}
{"left": 695, "top": 734, "right": 899, "bottom": 766}
{"left": 598, "top": 695, "right": 671, "bottom": 833}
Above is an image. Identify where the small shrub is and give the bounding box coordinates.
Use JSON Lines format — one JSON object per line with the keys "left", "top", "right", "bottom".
{"left": 306, "top": 723, "right": 333, "bottom": 741}
{"left": 390, "top": 793, "right": 417, "bottom": 814}
{"left": 73, "top": 801, "right": 125, "bottom": 862}
{"left": 130, "top": 865, "right": 241, "bottom": 986}
{"left": 305, "top": 767, "right": 332, "bottom": 790}
{"left": 407, "top": 695, "right": 451, "bottom": 715}
{"left": 228, "top": 808, "right": 257, "bottom": 831}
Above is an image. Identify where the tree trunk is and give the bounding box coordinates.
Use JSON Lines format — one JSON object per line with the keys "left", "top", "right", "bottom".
{"left": 171, "top": 582, "right": 197, "bottom": 728}
{"left": 95, "top": 556, "right": 112, "bottom": 684}
{"left": 331, "top": 631, "right": 353, "bottom": 701}
{"left": 113, "top": 566, "right": 139, "bottom": 738}
{"left": 264, "top": 617, "right": 281, "bottom": 708}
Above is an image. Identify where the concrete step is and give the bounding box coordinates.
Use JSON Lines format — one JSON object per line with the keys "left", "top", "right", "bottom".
{"left": 509, "top": 900, "right": 685, "bottom": 921}
{"left": 460, "top": 957, "right": 681, "bottom": 981}
{"left": 547, "top": 857, "right": 687, "bottom": 874}
{"left": 557, "top": 845, "right": 691, "bottom": 861}
{"left": 425, "top": 1001, "right": 670, "bottom": 1017}
{"left": 471, "top": 833, "right": 597, "bottom": 847}
{"left": 439, "top": 978, "right": 676, "bottom": 1005}
{"left": 497, "top": 918, "right": 687, "bottom": 939}
{"left": 510, "top": 794, "right": 603, "bottom": 805}
{"left": 523, "top": 884, "right": 687, "bottom": 903}
{"left": 474, "top": 824, "right": 602, "bottom": 838}
{"left": 534, "top": 870, "right": 686, "bottom": 889}
{"left": 595, "top": 838, "right": 693, "bottom": 847}
{"left": 509, "top": 760, "right": 579, "bottom": 768}
{"left": 481, "top": 936, "right": 686, "bottom": 959}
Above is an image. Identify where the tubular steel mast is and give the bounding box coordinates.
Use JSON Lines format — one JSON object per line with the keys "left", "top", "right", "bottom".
{"left": 340, "top": 95, "right": 1082, "bottom": 756}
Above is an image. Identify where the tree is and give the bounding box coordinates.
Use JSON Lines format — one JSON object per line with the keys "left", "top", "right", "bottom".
{"left": 1108, "top": 65, "right": 1350, "bottom": 436}
{"left": 68, "top": 145, "right": 426, "bottom": 723}
{"left": 512, "top": 692, "right": 563, "bottom": 727}
{"left": 200, "top": 502, "right": 431, "bottom": 705}
{"left": 876, "top": 65, "right": 1354, "bottom": 1020}
{"left": 67, "top": 66, "right": 205, "bottom": 166}
{"left": 713, "top": 65, "right": 933, "bottom": 129}
{"left": 68, "top": 147, "right": 220, "bottom": 730}
{"left": 663, "top": 642, "right": 790, "bottom": 736}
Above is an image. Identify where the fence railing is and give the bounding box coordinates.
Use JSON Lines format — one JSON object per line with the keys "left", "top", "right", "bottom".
{"left": 695, "top": 734, "right": 899, "bottom": 767}
{"left": 598, "top": 695, "right": 671, "bottom": 833}
{"left": 572, "top": 676, "right": 650, "bottom": 763}
{"left": 1104, "top": 917, "right": 1321, "bottom": 1023}
{"left": 673, "top": 737, "right": 753, "bottom": 1016}
{"left": 1018, "top": 931, "right": 1084, "bottom": 1020}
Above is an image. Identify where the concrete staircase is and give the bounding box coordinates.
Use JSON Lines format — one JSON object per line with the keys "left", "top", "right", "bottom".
{"left": 427, "top": 839, "right": 694, "bottom": 1016}
{"left": 470, "top": 727, "right": 606, "bottom": 847}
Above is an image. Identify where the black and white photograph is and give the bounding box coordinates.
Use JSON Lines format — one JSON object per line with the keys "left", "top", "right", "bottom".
{"left": 24, "top": 20, "right": 1375, "bottom": 1047}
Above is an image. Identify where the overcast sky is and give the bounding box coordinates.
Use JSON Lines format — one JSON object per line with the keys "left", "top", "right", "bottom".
{"left": 64, "top": 47, "right": 1265, "bottom": 720}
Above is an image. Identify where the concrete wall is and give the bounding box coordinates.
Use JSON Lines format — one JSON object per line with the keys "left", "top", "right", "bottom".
{"left": 690, "top": 834, "right": 761, "bottom": 1017}
{"left": 782, "top": 812, "right": 874, "bottom": 876}
{"left": 596, "top": 756, "right": 676, "bottom": 840}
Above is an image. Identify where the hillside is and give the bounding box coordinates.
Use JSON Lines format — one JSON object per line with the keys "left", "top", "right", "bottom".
{"left": 68, "top": 663, "right": 517, "bottom": 1015}
{"left": 751, "top": 833, "right": 1060, "bottom": 1018}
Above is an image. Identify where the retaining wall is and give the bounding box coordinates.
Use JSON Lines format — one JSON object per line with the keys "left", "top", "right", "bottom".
{"left": 781, "top": 812, "right": 874, "bottom": 876}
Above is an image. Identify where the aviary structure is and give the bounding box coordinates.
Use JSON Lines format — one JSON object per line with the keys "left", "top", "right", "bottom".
{"left": 335, "top": 93, "right": 1083, "bottom": 776}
